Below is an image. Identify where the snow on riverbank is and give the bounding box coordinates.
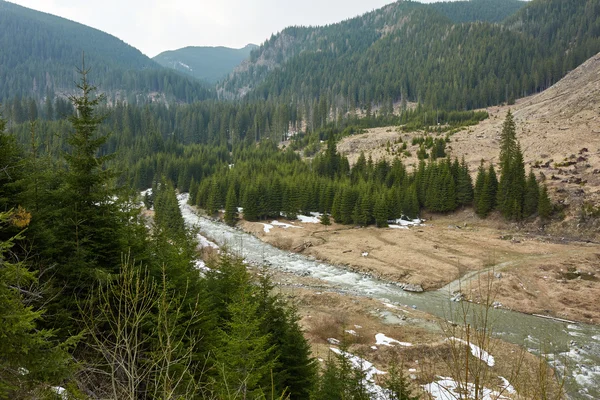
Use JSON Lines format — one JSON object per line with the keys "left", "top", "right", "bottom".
{"left": 423, "top": 377, "right": 513, "bottom": 400}
{"left": 262, "top": 223, "right": 274, "bottom": 233}
{"left": 375, "top": 333, "right": 412, "bottom": 347}
{"left": 448, "top": 337, "right": 495, "bottom": 367}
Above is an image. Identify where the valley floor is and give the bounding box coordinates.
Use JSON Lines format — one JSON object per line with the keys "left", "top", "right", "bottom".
{"left": 240, "top": 209, "right": 600, "bottom": 325}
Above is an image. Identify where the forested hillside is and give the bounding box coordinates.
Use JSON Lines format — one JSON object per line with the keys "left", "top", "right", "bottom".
{"left": 0, "top": 1, "right": 212, "bottom": 103}
{"left": 430, "top": 0, "right": 525, "bottom": 23}
{"left": 220, "top": 0, "right": 600, "bottom": 110}
{"left": 154, "top": 44, "right": 258, "bottom": 83}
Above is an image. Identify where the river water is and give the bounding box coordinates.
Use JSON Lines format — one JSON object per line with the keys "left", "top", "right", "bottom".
{"left": 178, "top": 194, "right": 600, "bottom": 399}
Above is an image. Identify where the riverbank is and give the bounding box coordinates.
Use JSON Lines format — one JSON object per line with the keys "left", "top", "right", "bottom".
{"left": 237, "top": 208, "right": 600, "bottom": 325}
{"left": 179, "top": 195, "right": 600, "bottom": 398}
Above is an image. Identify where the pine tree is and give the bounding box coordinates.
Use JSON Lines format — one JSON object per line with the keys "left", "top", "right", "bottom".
{"left": 320, "top": 212, "right": 331, "bottom": 226}
{"left": 456, "top": 158, "right": 474, "bottom": 207}
{"left": 473, "top": 160, "right": 486, "bottom": 210}
{"left": 224, "top": 185, "right": 238, "bottom": 226}
{"left": 243, "top": 185, "right": 260, "bottom": 222}
{"left": 340, "top": 188, "right": 356, "bottom": 225}
{"left": 256, "top": 272, "right": 317, "bottom": 400}
{"left": 206, "top": 178, "right": 220, "bottom": 216}
{"left": 524, "top": 171, "right": 540, "bottom": 217}
{"left": 538, "top": 185, "right": 552, "bottom": 220}
{"left": 214, "top": 276, "right": 275, "bottom": 399}
{"left": 0, "top": 210, "right": 72, "bottom": 398}
{"left": 374, "top": 194, "right": 389, "bottom": 228}
{"left": 497, "top": 111, "right": 526, "bottom": 220}
{"left": 476, "top": 173, "right": 494, "bottom": 218}
{"left": 380, "top": 354, "right": 420, "bottom": 400}
{"left": 487, "top": 164, "right": 498, "bottom": 209}
{"left": 331, "top": 189, "right": 343, "bottom": 223}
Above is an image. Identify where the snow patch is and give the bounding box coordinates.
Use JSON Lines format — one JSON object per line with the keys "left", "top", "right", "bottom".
{"left": 499, "top": 376, "right": 516, "bottom": 395}
{"left": 262, "top": 223, "right": 274, "bottom": 233}
{"left": 51, "top": 387, "right": 68, "bottom": 399}
{"left": 389, "top": 225, "right": 409, "bottom": 230}
{"left": 345, "top": 329, "right": 358, "bottom": 336}
{"left": 297, "top": 214, "right": 320, "bottom": 223}
{"left": 327, "top": 338, "right": 341, "bottom": 345}
{"left": 271, "top": 220, "right": 302, "bottom": 229}
{"left": 362, "top": 252, "right": 369, "bottom": 257}
{"left": 448, "top": 338, "right": 495, "bottom": 367}
{"left": 178, "top": 61, "right": 192, "bottom": 71}
{"left": 423, "top": 377, "right": 512, "bottom": 400}
{"left": 375, "top": 333, "right": 412, "bottom": 347}
{"left": 198, "top": 235, "right": 219, "bottom": 250}
{"left": 388, "top": 217, "right": 424, "bottom": 227}
{"left": 194, "top": 259, "right": 211, "bottom": 273}
{"left": 329, "top": 348, "right": 387, "bottom": 398}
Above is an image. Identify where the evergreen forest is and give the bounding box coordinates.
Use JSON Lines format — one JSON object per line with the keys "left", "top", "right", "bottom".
{"left": 0, "top": 0, "right": 589, "bottom": 397}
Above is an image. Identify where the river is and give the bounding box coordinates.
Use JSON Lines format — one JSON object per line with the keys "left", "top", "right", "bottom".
{"left": 178, "top": 194, "right": 600, "bottom": 399}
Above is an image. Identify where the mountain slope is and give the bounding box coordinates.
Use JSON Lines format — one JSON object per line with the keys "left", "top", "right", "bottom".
{"left": 430, "top": 0, "right": 526, "bottom": 23}
{"left": 220, "top": 0, "right": 600, "bottom": 110}
{"left": 0, "top": 0, "right": 212, "bottom": 103}
{"left": 153, "top": 44, "right": 257, "bottom": 84}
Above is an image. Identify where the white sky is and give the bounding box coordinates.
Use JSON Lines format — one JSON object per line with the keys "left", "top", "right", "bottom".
{"left": 9, "top": 0, "right": 457, "bottom": 57}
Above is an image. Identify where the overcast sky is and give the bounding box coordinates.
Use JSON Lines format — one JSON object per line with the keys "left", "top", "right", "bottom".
{"left": 10, "top": 0, "right": 455, "bottom": 57}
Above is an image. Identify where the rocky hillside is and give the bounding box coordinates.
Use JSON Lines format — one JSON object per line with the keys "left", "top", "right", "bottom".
{"left": 337, "top": 51, "right": 600, "bottom": 239}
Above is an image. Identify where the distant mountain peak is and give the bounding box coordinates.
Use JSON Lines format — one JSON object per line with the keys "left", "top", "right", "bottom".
{"left": 153, "top": 45, "right": 257, "bottom": 84}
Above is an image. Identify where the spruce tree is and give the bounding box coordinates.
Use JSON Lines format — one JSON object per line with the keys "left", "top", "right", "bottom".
{"left": 380, "top": 354, "right": 420, "bottom": 400}
{"left": 224, "top": 185, "right": 238, "bottom": 226}
{"left": 474, "top": 160, "right": 486, "bottom": 210}
{"left": 476, "top": 173, "right": 494, "bottom": 218}
{"left": 538, "top": 185, "right": 552, "bottom": 220}
{"left": 331, "top": 189, "right": 343, "bottom": 223}
{"left": 524, "top": 171, "right": 540, "bottom": 217}
{"left": 374, "top": 194, "right": 389, "bottom": 228}
{"left": 320, "top": 212, "right": 331, "bottom": 226}
{"left": 0, "top": 207, "right": 72, "bottom": 398}
{"left": 456, "top": 158, "right": 474, "bottom": 207}
{"left": 243, "top": 185, "right": 260, "bottom": 222}
{"left": 497, "top": 111, "right": 526, "bottom": 220}
{"left": 487, "top": 164, "right": 498, "bottom": 209}
{"left": 214, "top": 282, "right": 275, "bottom": 399}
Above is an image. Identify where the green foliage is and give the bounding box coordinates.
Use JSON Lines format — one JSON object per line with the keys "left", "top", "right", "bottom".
{"left": 207, "top": 256, "right": 315, "bottom": 399}
{"left": 222, "top": 0, "right": 600, "bottom": 111}
{"left": 224, "top": 185, "right": 239, "bottom": 226}
{"left": 431, "top": 0, "right": 525, "bottom": 23}
{"left": 312, "top": 341, "right": 372, "bottom": 400}
{"left": 0, "top": 211, "right": 73, "bottom": 397}
{"left": 524, "top": 171, "right": 541, "bottom": 217}
{"left": 497, "top": 111, "right": 527, "bottom": 220}
{"left": 538, "top": 185, "right": 553, "bottom": 220}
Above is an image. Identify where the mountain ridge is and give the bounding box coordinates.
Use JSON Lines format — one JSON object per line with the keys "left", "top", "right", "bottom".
{"left": 0, "top": 0, "right": 212, "bottom": 103}
{"left": 219, "top": 0, "right": 599, "bottom": 111}
{"left": 153, "top": 44, "right": 258, "bottom": 84}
